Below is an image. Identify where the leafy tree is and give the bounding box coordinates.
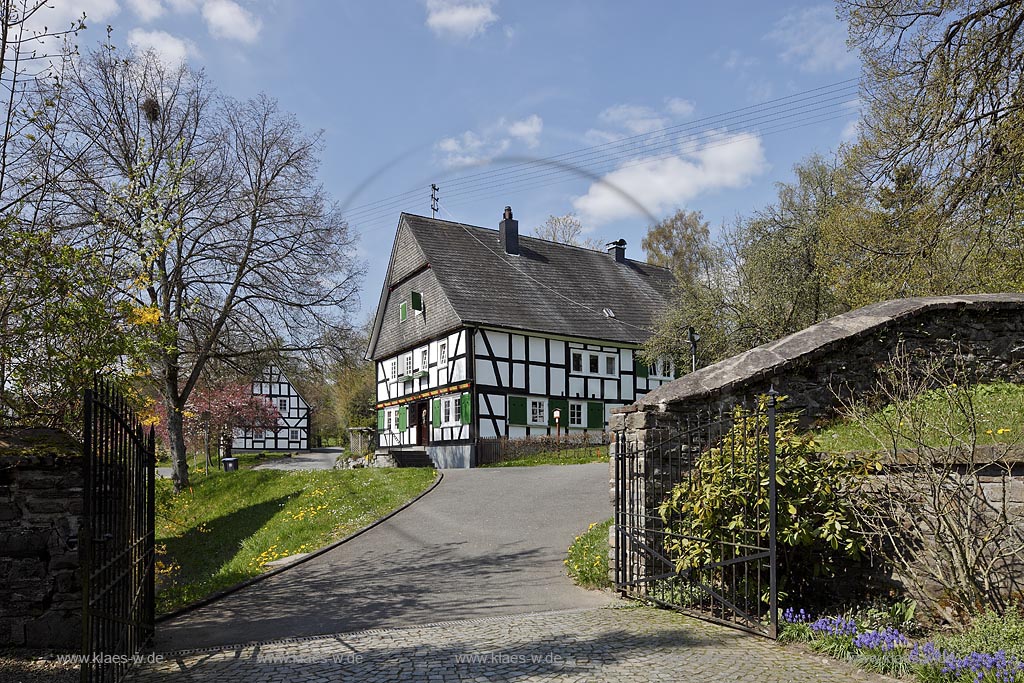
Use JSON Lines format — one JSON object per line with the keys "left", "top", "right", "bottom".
{"left": 151, "top": 381, "right": 280, "bottom": 466}
{"left": 0, "top": 2, "right": 127, "bottom": 427}
{"left": 532, "top": 212, "right": 603, "bottom": 249}
{"left": 641, "top": 208, "right": 712, "bottom": 272}
{"left": 50, "top": 48, "right": 363, "bottom": 491}
{"left": 644, "top": 156, "right": 847, "bottom": 368}
{"left": 837, "top": 0, "right": 1024, "bottom": 293}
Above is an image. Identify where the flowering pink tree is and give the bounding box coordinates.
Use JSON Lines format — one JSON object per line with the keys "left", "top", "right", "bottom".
{"left": 153, "top": 382, "right": 280, "bottom": 465}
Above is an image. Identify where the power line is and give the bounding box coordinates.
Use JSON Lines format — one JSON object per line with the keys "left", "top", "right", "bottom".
{"left": 343, "top": 79, "right": 861, "bottom": 231}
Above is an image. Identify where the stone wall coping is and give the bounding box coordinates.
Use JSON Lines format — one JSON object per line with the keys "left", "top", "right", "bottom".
{"left": 635, "top": 294, "right": 1024, "bottom": 410}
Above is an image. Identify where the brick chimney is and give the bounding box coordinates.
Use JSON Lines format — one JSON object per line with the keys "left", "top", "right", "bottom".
{"left": 607, "top": 239, "right": 626, "bottom": 263}
{"left": 499, "top": 205, "right": 519, "bottom": 255}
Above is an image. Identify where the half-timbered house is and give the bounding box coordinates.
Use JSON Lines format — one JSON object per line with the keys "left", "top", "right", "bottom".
{"left": 365, "top": 207, "right": 676, "bottom": 468}
{"left": 232, "top": 366, "right": 311, "bottom": 451}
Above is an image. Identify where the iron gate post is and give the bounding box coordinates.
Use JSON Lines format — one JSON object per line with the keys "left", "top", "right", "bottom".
{"left": 767, "top": 387, "right": 779, "bottom": 639}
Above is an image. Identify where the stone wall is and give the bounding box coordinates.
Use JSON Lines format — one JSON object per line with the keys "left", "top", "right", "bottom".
{"left": 610, "top": 294, "right": 1024, "bottom": 611}
{"left": 0, "top": 428, "right": 83, "bottom": 649}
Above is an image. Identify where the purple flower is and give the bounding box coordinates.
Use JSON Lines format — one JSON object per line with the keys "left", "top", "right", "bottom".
{"left": 853, "top": 628, "right": 909, "bottom": 652}
{"left": 782, "top": 607, "right": 811, "bottom": 624}
{"left": 810, "top": 616, "right": 858, "bottom": 637}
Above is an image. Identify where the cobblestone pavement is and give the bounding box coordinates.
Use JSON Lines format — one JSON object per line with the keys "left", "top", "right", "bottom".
{"left": 130, "top": 605, "right": 893, "bottom": 683}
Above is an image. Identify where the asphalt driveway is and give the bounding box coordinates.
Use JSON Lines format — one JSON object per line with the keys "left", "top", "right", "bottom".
{"left": 154, "top": 462, "right": 615, "bottom": 652}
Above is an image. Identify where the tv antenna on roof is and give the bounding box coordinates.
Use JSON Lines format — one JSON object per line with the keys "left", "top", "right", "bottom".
{"left": 430, "top": 184, "right": 439, "bottom": 218}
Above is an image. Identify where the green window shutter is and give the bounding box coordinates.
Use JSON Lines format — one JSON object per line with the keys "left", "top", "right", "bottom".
{"left": 399, "top": 301, "right": 408, "bottom": 322}
{"left": 432, "top": 399, "right": 441, "bottom": 427}
{"left": 508, "top": 396, "right": 527, "bottom": 425}
{"left": 548, "top": 398, "right": 569, "bottom": 427}
{"left": 587, "top": 401, "right": 604, "bottom": 429}
{"left": 460, "top": 393, "right": 471, "bottom": 424}
{"left": 377, "top": 409, "right": 384, "bottom": 430}
{"left": 398, "top": 405, "right": 408, "bottom": 431}
{"left": 411, "top": 291, "right": 423, "bottom": 311}
{"left": 634, "top": 358, "right": 648, "bottom": 378}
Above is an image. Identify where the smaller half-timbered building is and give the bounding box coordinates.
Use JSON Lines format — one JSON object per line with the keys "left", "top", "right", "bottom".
{"left": 366, "top": 208, "right": 677, "bottom": 468}
{"left": 232, "top": 366, "right": 311, "bottom": 451}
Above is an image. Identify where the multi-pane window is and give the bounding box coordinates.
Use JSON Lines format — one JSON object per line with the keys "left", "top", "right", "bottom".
{"left": 421, "top": 349, "right": 428, "bottom": 368}
{"left": 439, "top": 341, "right": 448, "bottom": 365}
{"left": 442, "top": 398, "right": 452, "bottom": 424}
{"left": 572, "top": 351, "right": 583, "bottom": 372}
{"left": 289, "top": 429, "right": 299, "bottom": 440}
{"left": 530, "top": 399, "right": 546, "bottom": 425}
{"left": 606, "top": 356, "right": 617, "bottom": 375}
{"left": 390, "top": 359, "right": 398, "bottom": 379}
{"left": 253, "top": 429, "right": 264, "bottom": 439}
{"left": 385, "top": 410, "right": 393, "bottom": 432}
{"left": 569, "top": 402, "right": 583, "bottom": 426}
{"left": 278, "top": 398, "right": 288, "bottom": 411}
{"left": 589, "top": 354, "right": 599, "bottom": 374}
{"left": 404, "top": 354, "right": 413, "bottom": 376}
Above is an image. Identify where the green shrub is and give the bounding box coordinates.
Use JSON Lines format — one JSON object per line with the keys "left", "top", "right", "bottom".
{"left": 658, "top": 398, "right": 877, "bottom": 604}
{"left": 936, "top": 609, "right": 1024, "bottom": 659}
{"left": 565, "top": 518, "right": 612, "bottom": 589}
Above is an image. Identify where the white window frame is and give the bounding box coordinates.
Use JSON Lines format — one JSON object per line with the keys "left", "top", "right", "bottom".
{"left": 568, "top": 402, "right": 584, "bottom": 427}
{"left": 650, "top": 358, "right": 674, "bottom": 380}
{"left": 588, "top": 353, "right": 600, "bottom": 374}
{"left": 439, "top": 341, "right": 448, "bottom": 366}
{"left": 605, "top": 355, "right": 617, "bottom": 376}
{"left": 389, "top": 359, "right": 398, "bottom": 380}
{"left": 529, "top": 398, "right": 547, "bottom": 425}
{"left": 441, "top": 395, "right": 461, "bottom": 427}
{"left": 289, "top": 429, "right": 300, "bottom": 441}
{"left": 420, "top": 348, "right": 428, "bottom": 369}
{"left": 404, "top": 354, "right": 413, "bottom": 377}
{"left": 385, "top": 409, "right": 393, "bottom": 432}
{"left": 571, "top": 351, "right": 583, "bottom": 373}
{"left": 278, "top": 398, "right": 288, "bottom": 412}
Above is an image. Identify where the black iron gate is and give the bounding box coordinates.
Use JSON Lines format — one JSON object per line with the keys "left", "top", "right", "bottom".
{"left": 81, "top": 378, "right": 156, "bottom": 683}
{"left": 614, "top": 393, "right": 778, "bottom": 637}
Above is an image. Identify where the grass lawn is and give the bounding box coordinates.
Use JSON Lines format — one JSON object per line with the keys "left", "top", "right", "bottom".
{"left": 481, "top": 446, "right": 609, "bottom": 467}
{"left": 155, "top": 449, "right": 294, "bottom": 469}
{"left": 816, "top": 381, "right": 1024, "bottom": 453}
{"left": 155, "top": 467, "right": 436, "bottom": 614}
{"left": 565, "top": 518, "right": 613, "bottom": 589}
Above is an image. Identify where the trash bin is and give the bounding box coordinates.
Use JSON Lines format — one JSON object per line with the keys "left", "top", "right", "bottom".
{"left": 222, "top": 457, "right": 239, "bottom": 471}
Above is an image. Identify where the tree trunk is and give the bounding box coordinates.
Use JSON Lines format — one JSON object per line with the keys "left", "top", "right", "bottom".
{"left": 167, "top": 399, "right": 189, "bottom": 492}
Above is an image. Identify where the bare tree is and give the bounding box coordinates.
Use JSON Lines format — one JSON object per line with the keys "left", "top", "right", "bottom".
{"left": 532, "top": 213, "right": 603, "bottom": 249}
{"left": 52, "top": 48, "right": 363, "bottom": 490}
{"left": 840, "top": 348, "right": 1024, "bottom": 622}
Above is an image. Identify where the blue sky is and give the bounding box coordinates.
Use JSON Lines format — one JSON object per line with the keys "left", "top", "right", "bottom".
{"left": 43, "top": 0, "right": 861, "bottom": 323}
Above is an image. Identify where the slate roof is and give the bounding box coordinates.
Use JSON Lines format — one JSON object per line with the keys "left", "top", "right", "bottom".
{"left": 367, "top": 213, "right": 675, "bottom": 360}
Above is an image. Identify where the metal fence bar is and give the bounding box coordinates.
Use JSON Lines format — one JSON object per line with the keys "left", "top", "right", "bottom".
{"left": 81, "top": 378, "right": 156, "bottom": 683}
{"left": 613, "top": 392, "right": 778, "bottom": 638}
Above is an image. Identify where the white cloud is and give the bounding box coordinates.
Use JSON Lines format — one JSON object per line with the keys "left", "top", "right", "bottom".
{"left": 599, "top": 104, "right": 668, "bottom": 136}
{"left": 26, "top": 0, "right": 120, "bottom": 31}
{"left": 665, "top": 97, "right": 695, "bottom": 118}
{"left": 840, "top": 119, "right": 860, "bottom": 143}
{"left": 127, "top": 28, "right": 198, "bottom": 65}
{"left": 425, "top": 0, "right": 498, "bottom": 40}
{"left": 507, "top": 114, "right": 542, "bottom": 148}
{"left": 202, "top": 0, "right": 262, "bottom": 43}
{"left": 766, "top": 5, "right": 857, "bottom": 73}
{"left": 166, "top": 0, "right": 199, "bottom": 10}
{"left": 572, "top": 132, "right": 768, "bottom": 226}
{"left": 436, "top": 130, "right": 509, "bottom": 167}
{"left": 126, "top": 0, "right": 164, "bottom": 22}
{"left": 436, "top": 114, "right": 543, "bottom": 167}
